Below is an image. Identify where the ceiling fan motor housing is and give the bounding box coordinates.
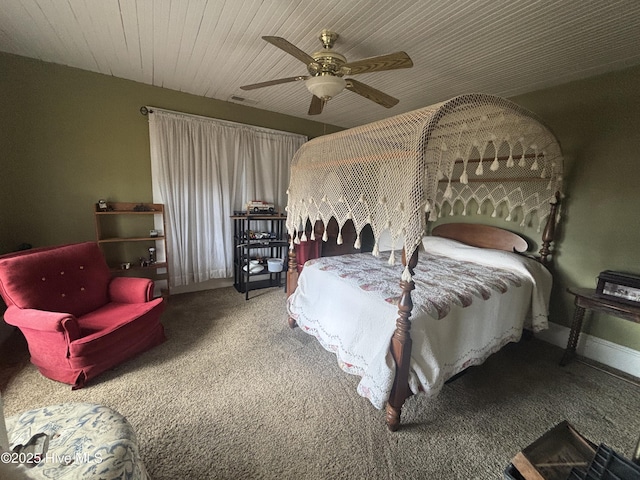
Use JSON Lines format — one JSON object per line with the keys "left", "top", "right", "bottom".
{"left": 309, "top": 50, "right": 347, "bottom": 76}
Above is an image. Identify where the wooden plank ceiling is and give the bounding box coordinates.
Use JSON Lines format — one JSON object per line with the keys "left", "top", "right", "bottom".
{"left": 1, "top": 0, "right": 639, "bottom": 128}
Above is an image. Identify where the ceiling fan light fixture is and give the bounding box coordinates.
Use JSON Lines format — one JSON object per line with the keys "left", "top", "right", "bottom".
{"left": 305, "top": 75, "right": 346, "bottom": 100}
{"left": 240, "top": 31, "right": 413, "bottom": 114}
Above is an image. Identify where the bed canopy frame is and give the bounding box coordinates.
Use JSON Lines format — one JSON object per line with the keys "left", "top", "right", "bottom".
{"left": 285, "top": 93, "right": 564, "bottom": 430}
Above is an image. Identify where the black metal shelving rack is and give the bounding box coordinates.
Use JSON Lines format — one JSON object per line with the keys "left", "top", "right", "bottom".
{"left": 231, "top": 213, "right": 288, "bottom": 300}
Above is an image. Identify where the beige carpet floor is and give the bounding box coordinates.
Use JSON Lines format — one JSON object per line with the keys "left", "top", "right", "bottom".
{"left": 1, "top": 286, "right": 639, "bottom": 479}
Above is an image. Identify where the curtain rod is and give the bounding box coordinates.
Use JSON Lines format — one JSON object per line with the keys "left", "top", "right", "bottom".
{"left": 139, "top": 105, "right": 307, "bottom": 140}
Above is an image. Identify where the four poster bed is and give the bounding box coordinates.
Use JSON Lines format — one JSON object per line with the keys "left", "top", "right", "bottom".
{"left": 283, "top": 94, "right": 564, "bottom": 430}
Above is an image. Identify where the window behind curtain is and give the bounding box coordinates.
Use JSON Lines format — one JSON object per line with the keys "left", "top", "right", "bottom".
{"left": 148, "top": 108, "right": 306, "bottom": 287}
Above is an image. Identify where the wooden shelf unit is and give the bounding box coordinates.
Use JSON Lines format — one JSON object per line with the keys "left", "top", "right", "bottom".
{"left": 94, "top": 202, "right": 170, "bottom": 297}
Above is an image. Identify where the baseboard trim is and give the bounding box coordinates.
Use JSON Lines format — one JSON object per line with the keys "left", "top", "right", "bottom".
{"left": 171, "top": 278, "right": 234, "bottom": 295}
{"left": 536, "top": 322, "right": 640, "bottom": 378}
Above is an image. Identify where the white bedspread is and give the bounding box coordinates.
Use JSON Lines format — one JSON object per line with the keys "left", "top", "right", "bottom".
{"left": 286, "top": 236, "right": 552, "bottom": 409}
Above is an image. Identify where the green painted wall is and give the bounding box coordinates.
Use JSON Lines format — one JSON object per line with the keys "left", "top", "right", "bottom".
{"left": 1, "top": 51, "right": 639, "bottom": 352}
{"left": 433, "top": 66, "right": 640, "bottom": 351}
{"left": 0, "top": 52, "right": 341, "bottom": 254}
{"left": 511, "top": 65, "right": 640, "bottom": 351}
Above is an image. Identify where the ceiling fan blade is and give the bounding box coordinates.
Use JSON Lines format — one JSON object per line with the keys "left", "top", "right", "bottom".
{"left": 240, "top": 75, "right": 308, "bottom": 91}
{"left": 343, "top": 51, "right": 413, "bottom": 75}
{"left": 308, "top": 95, "right": 325, "bottom": 115}
{"left": 345, "top": 79, "right": 399, "bottom": 108}
{"left": 262, "top": 36, "right": 318, "bottom": 66}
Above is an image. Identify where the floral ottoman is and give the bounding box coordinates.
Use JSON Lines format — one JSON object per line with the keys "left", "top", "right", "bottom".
{"left": 4, "top": 403, "right": 148, "bottom": 480}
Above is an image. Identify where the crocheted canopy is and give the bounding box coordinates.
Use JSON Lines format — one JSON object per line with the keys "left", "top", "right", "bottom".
{"left": 286, "top": 93, "right": 563, "bottom": 268}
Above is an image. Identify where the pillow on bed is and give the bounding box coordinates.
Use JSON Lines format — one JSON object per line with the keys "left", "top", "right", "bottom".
{"left": 421, "top": 235, "right": 546, "bottom": 277}
{"left": 422, "top": 235, "right": 475, "bottom": 256}
{"left": 377, "top": 229, "right": 403, "bottom": 251}
{"left": 422, "top": 235, "right": 552, "bottom": 331}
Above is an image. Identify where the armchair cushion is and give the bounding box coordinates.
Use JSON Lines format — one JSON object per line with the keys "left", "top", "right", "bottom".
{"left": 0, "top": 242, "right": 166, "bottom": 388}
{"left": 0, "top": 242, "right": 111, "bottom": 317}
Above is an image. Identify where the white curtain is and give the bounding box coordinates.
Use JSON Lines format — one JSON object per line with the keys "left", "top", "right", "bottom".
{"left": 148, "top": 108, "right": 306, "bottom": 287}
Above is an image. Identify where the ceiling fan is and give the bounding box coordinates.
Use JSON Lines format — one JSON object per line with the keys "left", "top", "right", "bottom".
{"left": 240, "top": 30, "right": 413, "bottom": 115}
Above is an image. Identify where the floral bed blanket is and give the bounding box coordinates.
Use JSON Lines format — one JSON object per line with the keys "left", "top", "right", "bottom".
{"left": 286, "top": 236, "right": 552, "bottom": 409}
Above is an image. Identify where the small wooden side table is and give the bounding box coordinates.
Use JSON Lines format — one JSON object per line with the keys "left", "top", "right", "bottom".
{"left": 561, "top": 287, "right": 640, "bottom": 366}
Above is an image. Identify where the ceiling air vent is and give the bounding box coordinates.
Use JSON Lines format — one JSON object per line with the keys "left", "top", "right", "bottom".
{"left": 228, "top": 95, "right": 259, "bottom": 105}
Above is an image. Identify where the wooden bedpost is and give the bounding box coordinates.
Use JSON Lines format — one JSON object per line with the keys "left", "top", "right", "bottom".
{"left": 286, "top": 248, "right": 299, "bottom": 329}
{"left": 386, "top": 247, "right": 418, "bottom": 431}
{"left": 286, "top": 247, "right": 299, "bottom": 297}
{"left": 539, "top": 191, "right": 561, "bottom": 264}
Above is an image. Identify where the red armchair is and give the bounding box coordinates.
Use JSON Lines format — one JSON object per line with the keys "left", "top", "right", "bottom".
{"left": 0, "top": 242, "right": 166, "bottom": 389}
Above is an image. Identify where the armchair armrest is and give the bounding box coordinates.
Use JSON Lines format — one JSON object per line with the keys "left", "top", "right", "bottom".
{"left": 3, "top": 306, "right": 80, "bottom": 341}
{"left": 108, "top": 277, "right": 154, "bottom": 303}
